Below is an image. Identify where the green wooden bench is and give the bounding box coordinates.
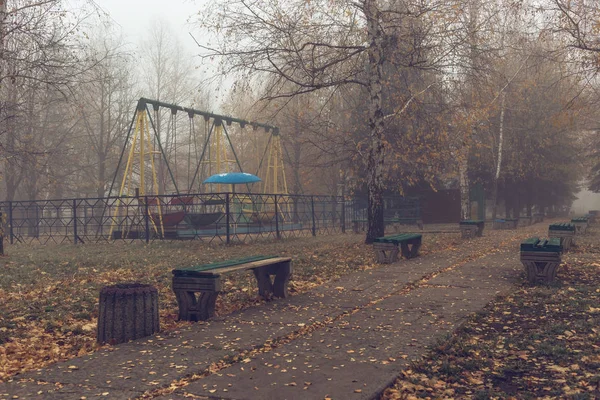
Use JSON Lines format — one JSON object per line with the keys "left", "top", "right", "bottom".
{"left": 352, "top": 218, "right": 423, "bottom": 233}
{"left": 372, "top": 233, "right": 422, "bottom": 263}
{"left": 548, "top": 223, "right": 575, "bottom": 250}
{"left": 518, "top": 215, "right": 533, "bottom": 227}
{"left": 571, "top": 216, "right": 589, "bottom": 234}
{"left": 504, "top": 218, "right": 518, "bottom": 229}
{"left": 459, "top": 220, "right": 484, "bottom": 239}
{"left": 520, "top": 237, "right": 562, "bottom": 283}
{"left": 172, "top": 255, "right": 292, "bottom": 321}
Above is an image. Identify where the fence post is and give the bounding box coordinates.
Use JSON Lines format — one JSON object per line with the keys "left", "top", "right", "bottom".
{"left": 144, "top": 196, "right": 150, "bottom": 244}
{"left": 274, "top": 194, "right": 280, "bottom": 239}
{"left": 311, "top": 196, "right": 316, "bottom": 236}
{"left": 8, "top": 201, "right": 13, "bottom": 244}
{"left": 341, "top": 196, "right": 346, "bottom": 233}
{"left": 225, "top": 193, "right": 230, "bottom": 244}
{"left": 73, "top": 199, "right": 78, "bottom": 245}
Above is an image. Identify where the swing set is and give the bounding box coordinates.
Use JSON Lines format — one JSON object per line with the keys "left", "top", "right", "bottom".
{"left": 107, "top": 97, "right": 290, "bottom": 239}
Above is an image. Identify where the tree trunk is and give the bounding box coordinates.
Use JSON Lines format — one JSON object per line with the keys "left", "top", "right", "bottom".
{"left": 491, "top": 92, "right": 506, "bottom": 221}
{"left": 459, "top": 151, "right": 470, "bottom": 220}
{"left": 364, "top": 0, "right": 386, "bottom": 244}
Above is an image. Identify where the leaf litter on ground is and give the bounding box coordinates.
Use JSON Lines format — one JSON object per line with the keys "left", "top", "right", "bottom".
{"left": 382, "top": 224, "right": 600, "bottom": 400}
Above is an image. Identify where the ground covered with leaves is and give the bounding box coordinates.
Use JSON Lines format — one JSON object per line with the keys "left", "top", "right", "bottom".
{"left": 0, "top": 232, "right": 457, "bottom": 380}
{"left": 383, "top": 230, "right": 600, "bottom": 400}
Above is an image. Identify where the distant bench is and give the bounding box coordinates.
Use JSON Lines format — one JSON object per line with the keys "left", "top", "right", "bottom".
{"left": 459, "top": 220, "right": 484, "bottom": 239}
{"left": 548, "top": 223, "right": 575, "bottom": 250}
{"left": 518, "top": 215, "right": 533, "bottom": 227}
{"left": 571, "top": 216, "right": 589, "bottom": 234}
{"left": 520, "top": 237, "right": 562, "bottom": 283}
{"left": 493, "top": 218, "right": 518, "bottom": 230}
{"left": 172, "top": 256, "right": 292, "bottom": 321}
{"left": 352, "top": 218, "right": 423, "bottom": 233}
{"left": 372, "top": 233, "right": 422, "bottom": 263}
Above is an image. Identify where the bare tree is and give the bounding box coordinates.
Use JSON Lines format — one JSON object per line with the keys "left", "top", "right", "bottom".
{"left": 139, "top": 18, "right": 200, "bottom": 195}
{"left": 0, "top": 0, "right": 95, "bottom": 201}
{"left": 195, "top": 0, "right": 465, "bottom": 242}
{"left": 71, "top": 26, "right": 136, "bottom": 198}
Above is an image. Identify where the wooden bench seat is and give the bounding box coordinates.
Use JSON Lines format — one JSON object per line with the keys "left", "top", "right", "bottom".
{"left": 520, "top": 237, "right": 562, "bottom": 283}
{"left": 571, "top": 217, "right": 589, "bottom": 234}
{"left": 172, "top": 255, "right": 292, "bottom": 321}
{"left": 518, "top": 215, "right": 533, "bottom": 227}
{"left": 352, "top": 218, "right": 423, "bottom": 233}
{"left": 493, "top": 218, "right": 518, "bottom": 229}
{"left": 548, "top": 223, "right": 575, "bottom": 250}
{"left": 459, "top": 220, "right": 484, "bottom": 239}
{"left": 372, "top": 233, "right": 422, "bottom": 263}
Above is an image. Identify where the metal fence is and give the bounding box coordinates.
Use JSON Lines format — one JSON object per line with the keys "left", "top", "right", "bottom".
{"left": 0, "top": 192, "right": 353, "bottom": 245}
{"left": 0, "top": 194, "right": 426, "bottom": 246}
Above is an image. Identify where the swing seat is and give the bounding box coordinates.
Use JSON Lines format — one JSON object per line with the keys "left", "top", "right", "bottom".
{"left": 185, "top": 212, "right": 224, "bottom": 228}
{"left": 151, "top": 211, "right": 186, "bottom": 227}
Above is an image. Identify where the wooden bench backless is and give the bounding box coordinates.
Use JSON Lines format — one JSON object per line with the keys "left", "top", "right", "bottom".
{"left": 571, "top": 217, "right": 589, "bottom": 234}
{"left": 172, "top": 255, "right": 292, "bottom": 321}
{"left": 373, "top": 233, "right": 422, "bottom": 263}
{"left": 459, "top": 220, "right": 484, "bottom": 239}
{"left": 520, "top": 237, "right": 562, "bottom": 283}
{"left": 548, "top": 223, "right": 575, "bottom": 250}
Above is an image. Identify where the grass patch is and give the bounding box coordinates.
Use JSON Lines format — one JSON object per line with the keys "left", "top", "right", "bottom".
{"left": 0, "top": 232, "right": 460, "bottom": 380}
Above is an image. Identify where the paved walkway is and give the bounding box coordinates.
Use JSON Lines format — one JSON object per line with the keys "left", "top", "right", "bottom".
{"left": 0, "top": 223, "right": 553, "bottom": 400}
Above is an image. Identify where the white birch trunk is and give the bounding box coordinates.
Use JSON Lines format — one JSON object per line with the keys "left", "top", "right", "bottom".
{"left": 491, "top": 92, "right": 506, "bottom": 220}
{"left": 459, "top": 149, "right": 470, "bottom": 221}
{"left": 364, "top": 0, "right": 386, "bottom": 244}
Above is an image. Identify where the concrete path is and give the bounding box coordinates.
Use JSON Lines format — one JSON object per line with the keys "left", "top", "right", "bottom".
{"left": 0, "top": 223, "right": 551, "bottom": 400}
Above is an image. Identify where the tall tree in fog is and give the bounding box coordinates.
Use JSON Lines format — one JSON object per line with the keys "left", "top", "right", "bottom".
{"left": 195, "top": 0, "right": 466, "bottom": 243}
{"left": 0, "top": 0, "right": 92, "bottom": 201}
{"left": 72, "top": 26, "right": 136, "bottom": 198}
{"left": 139, "top": 18, "right": 200, "bottom": 194}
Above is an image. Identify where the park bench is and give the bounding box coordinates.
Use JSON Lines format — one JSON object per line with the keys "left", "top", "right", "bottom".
{"left": 352, "top": 218, "right": 423, "bottom": 233}
{"left": 548, "top": 223, "right": 575, "bottom": 251}
{"left": 571, "top": 216, "right": 589, "bottom": 234}
{"left": 588, "top": 210, "right": 598, "bottom": 224}
{"left": 459, "top": 220, "right": 484, "bottom": 239}
{"left": 493, "top": 218, "right": 517, "bottom": 229}
{"left": 520, "top": 237, "right": 562, "bottom": 283}
{"left": 518, "top": 215, "right": 532, "bottom": 227}
{"left": 584, "top": 213, "right": 595, "bottom": 224}
{"left": 372, "top": 233, "right": 422, "bottom": 263}
{"left": 172, "top": 255, "right": 292, "bottom": 321}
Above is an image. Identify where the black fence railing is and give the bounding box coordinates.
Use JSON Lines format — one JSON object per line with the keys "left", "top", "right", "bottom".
{"left": 0, "top": 193, "right": 426, "bottom": 245}
{"left": 0, "top": 192, "right": 354, "bottom": 245}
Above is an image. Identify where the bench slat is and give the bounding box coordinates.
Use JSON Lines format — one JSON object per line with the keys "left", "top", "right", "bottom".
{"left": 173, "top": 256, "right": 292, "bottom": 277}
{"left": 374, "top": 233, "right": 421, "bottom": 244}
{"left": 173, "top": 255, "right": 276, "bottom": 275}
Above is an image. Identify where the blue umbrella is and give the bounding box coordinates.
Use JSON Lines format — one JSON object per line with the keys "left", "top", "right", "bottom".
{"left": 203, "top": 172, "right": 261, "bottom": 192}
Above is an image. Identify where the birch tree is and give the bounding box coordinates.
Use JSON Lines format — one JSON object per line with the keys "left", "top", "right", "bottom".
{"left": 194, "top": 0, "right": 464, "bottom": 242}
